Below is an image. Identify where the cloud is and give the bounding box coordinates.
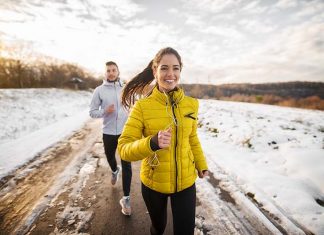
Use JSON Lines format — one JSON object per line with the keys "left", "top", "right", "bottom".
{"left": 95, "top": 0, "right": 146, "bottom": 20}
{"left": 0, "top": 0, "right": 323, "bottom": 84}
{"left": 168, "top": 8, "right": 180, "bottom": 14}
{"left": 260, "top": 22, "right": 324, "bottom": 64}
{"left": 238, "top": 19, "right": 276, "bottom": 34}
{"left": 211, "top": 21, "right": 324, "bottom": 84}
{"left": 275, "top": 0, "right": 298, "bottom": 9}
{"left": 200, "top": 25, "right": 245, "bottom": 40}
{"left": 181, "top": 0, "right": 242, "bottom": 13}
{"left": 241, "top": 0, "right": 268, "bottom": 14}
{"left": 183, "top": 14, "right": 204, "bottom": 27}
{"left": 296, "top": 0, "right": 324, "bottom": 19}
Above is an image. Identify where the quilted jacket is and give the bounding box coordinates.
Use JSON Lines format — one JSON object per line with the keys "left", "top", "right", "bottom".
{"left": 118, "top": 86, "right": 208, "bottom": 194}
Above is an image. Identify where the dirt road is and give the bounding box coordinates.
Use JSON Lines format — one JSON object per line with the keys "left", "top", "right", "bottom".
{"left": 0, "top": 119, "right": 172, "bottom": 235}
{"left": 0, "top": 119, "right": 281, "bottom": 235}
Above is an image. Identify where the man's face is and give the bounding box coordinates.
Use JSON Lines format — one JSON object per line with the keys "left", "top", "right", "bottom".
{"left": 105, "top": 65, "right": 119, "bottom": 82}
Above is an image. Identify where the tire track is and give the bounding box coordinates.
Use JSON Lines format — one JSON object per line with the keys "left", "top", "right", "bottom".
{"left": 0, "top": 119, "right": 101, "bottom": 234}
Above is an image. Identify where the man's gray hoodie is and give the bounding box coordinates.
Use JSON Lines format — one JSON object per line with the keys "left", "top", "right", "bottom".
{"left": 89, "top": 79, "right": 128, "bottom": 135}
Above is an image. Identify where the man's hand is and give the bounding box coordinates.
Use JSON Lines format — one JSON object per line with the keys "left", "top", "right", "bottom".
{"left": 105, "top": 104, "right": 115, "bottom": 113}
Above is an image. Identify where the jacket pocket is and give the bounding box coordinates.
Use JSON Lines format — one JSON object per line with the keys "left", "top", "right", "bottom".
{"left": 188, "top": 151, "right": 195, "bottom": 174}
{"left": 149, "top": 167, "right": 154, "bottom": 180}
{"left": 148, "top": 167, "right": 154, "bottom": 188}
{"left": 184, "top": 112, "right": 197, "bottom": 120}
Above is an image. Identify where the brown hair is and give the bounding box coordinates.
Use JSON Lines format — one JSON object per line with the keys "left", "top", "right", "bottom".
{"left": 121, "top": 47, "right": 182, "bottom": 109}
{"left": 105, "top": 61, "right": 119, "bottom": 68}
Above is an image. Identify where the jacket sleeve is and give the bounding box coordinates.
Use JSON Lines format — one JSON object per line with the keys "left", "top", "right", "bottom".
{"left": 118, "top": 101, "right": 155, "bottom": 162}
{"left": 189, "top": 99, "right": 208, "bottom": 171}
{"left": 89, "top": 87, "right": 105, "bottom": 118}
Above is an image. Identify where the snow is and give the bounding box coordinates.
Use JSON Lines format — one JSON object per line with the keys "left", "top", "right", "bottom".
{"left": 0, "top": 89, "right": 323, "bottom": 234}
{"left": 0, "top": 88, "right": 92, "bottom": 178}
{"left": 197, "top": 99, "right": 324, "bottom": 234}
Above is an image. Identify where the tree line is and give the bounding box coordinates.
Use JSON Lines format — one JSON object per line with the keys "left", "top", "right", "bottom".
{"left": 182, "top": 82, "right": 324, "bottom": 110}
{"left": 0, "top": 56, "right": 101, "bottom": 89}
{"left": 1, "top": 55, "right": 323, "bottom": 110}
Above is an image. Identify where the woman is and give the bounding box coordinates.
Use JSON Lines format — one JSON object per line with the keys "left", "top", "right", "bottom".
{"left": 118, "top": 47, "right": 209, "bottom": 235}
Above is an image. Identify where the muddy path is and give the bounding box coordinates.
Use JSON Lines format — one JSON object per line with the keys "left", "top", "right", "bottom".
{"left": 0, "top": 119, "right": 172, "bottom": 235}
{"left": 0, "top": 119, "right": 283, "bottom": 235}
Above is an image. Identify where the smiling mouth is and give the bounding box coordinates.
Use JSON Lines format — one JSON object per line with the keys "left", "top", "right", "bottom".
{"left": 165, "top": 80, "right": 175, "bottom": 83}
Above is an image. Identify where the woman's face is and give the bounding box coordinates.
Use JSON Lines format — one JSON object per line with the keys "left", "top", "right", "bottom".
{"left": 154, "top": 54, "right": 181, "bottom": 92}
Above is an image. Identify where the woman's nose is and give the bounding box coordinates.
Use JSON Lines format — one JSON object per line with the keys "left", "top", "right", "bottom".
{"left": 167, "top": 69, "right": 174, "bottom": 76}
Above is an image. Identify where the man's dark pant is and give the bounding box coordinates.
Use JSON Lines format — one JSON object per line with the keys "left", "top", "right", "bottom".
{"left": 103, "top": 134, "right": 132, "bottom": 196}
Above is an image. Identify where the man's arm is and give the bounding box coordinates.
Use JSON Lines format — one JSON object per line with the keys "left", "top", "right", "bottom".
{"left": 89, "top": 88, "right": 105, "bottom": 118}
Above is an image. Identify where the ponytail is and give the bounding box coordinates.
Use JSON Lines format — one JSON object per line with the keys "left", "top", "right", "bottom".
{"left": 121, "top": 60, "right": 155, "bottom": 109}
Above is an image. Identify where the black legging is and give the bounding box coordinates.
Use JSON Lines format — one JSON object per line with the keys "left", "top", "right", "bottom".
{"left": 142, "top": 183, "right": 196, "bottom": 235}
{"left": 103, "top": 134, "right": 132, "bottom": 196}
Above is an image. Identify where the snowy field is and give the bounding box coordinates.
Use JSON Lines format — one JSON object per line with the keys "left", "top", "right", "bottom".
{"left": 0, "top": 88, "right": 93, "bottom": 178}
{"left": 198, "top": 100, "right": 324, "bottom": 234}
{"left": 0, "top": 88, "right": 323, "bottom": 234}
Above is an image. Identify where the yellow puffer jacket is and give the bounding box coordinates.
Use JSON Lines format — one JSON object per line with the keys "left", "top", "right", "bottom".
{"left": 118, "top": 86, "right": 208, "bottom": 194}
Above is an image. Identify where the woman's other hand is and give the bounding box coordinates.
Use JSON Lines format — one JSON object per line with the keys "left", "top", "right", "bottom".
{"left": 198, "top": 170, "right": 209, "bottom": 178}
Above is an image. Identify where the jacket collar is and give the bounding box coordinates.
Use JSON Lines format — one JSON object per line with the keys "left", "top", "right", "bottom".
{"left": 103, "top": 79, "right": 123, "bottom": 87}
{"left": 150, "top": 86, "right": 184, "bottom": 106}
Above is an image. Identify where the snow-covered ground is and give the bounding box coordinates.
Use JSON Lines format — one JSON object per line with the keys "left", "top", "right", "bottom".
{"left": 0, "top": 89, "right": 323, "bottom": 234}
{"left": 198, "top": 100, "right": 324, "bottom": 235}
{"left": 0, "top": 88, "right": 93, "bottom": 178}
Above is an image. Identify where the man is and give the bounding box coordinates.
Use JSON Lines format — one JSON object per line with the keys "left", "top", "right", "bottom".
{"left": 89, "top": 61, "right": 132, "bottom": 216}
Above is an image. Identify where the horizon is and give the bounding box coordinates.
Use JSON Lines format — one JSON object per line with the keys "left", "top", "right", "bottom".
{"left": 0, "top": 0, "right": 324, "bottom": 85}
{"left": 175, "top": 80, "right": 324, "bottom": 85}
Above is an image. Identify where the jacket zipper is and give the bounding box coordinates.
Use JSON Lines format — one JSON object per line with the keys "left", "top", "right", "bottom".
{"left": 171, "top": 98, "right": 178, "bottom": 192}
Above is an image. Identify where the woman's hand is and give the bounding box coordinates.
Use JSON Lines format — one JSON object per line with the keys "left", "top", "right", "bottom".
{"left": 198, "top": 170, "right": 209, "bottom": 178}
{"left": 158, "top": 127, "right": 172, "bottom": 148}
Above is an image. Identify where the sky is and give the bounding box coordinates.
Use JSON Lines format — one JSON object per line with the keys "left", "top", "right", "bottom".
{"left": 0, "top": 88, "right": 323, "bottom": 234}
{"left": 0, "top": 0, "right": 324, "bottom": 84}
